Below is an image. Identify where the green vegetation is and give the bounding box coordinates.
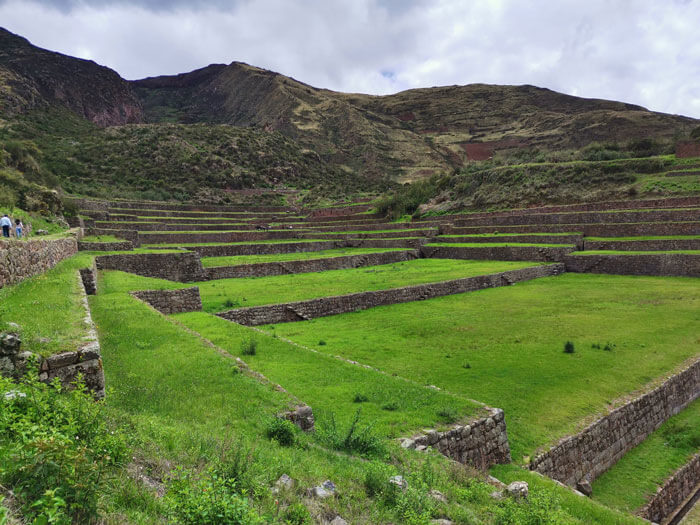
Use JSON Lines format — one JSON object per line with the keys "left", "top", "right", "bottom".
{"left": 81, "top": 234, "right": 122, "bottom": 242}
{"left": 196, "top": 259, "right": 543, "bottom": 312}
{"left": 265, "top": 273, "right": 700, "bottom": 460}
{"left": 0, "top": 206, "right": 68, "bottom": 235}
{"left": 200, "top": 248, "right": 405, "bottom": 267}
{"left": 0, "top": 253, "right": 93, "bottom": 357}
{"left": 571, "top": 250, "right": 700, "bottom": 255}
{"left": 586, "top": 235, "right": 700, "bottom": 241}
{"left": 592, "top": 396, "right": 700, "bottom": 512}
{"left": 426, "top": 242, "right": 573, "bottom": 248}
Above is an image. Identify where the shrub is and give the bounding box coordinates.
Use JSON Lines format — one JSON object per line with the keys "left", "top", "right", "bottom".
{"left": 563, "top": 341, "right": 575, "bottom": 354}
{"left": 166, "top": 467, "right": 262, "bottom": 525}
{"left": 318, "top": 340, "right": 326, "bottom": 346}
{"left": 240, "top": 338, "right": 257, "bottom": 356}
{"left": 282, "top": 502, "right": 311, "bottom": 524}
{"left": 382, "top": 402, "right": 399, "bottom": 411}
{"left": 437, "top": 407, "right": 460, "bottom": 423}
{"left": 223, "top": 299, "right": 237, "bottom": 308}
{"left": 266, "top": 418, "right": 296, "bottom": 447}
{"left": 0, "top": 372, "right": 128, "bottom": 524}
{"left": 353, "top": 393, "right": 369, "bottom": 403}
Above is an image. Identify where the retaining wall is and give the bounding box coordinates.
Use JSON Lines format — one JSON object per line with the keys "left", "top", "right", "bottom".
{"left": 583, "top": 239, "right": 700, "bottom": 251}
{"left": 421, "top": 245, "right": 575, "bottom": 262}
{"left": 96, "top": 252, "right": 206, "bottom": 282}
{"left": 86, "top": 228, "right": 141, "bottom": 247}
{"left": 304, "top": 230, "right": 436, "bottom": 240}
{"left": 131, "top": 287, "right": 202, "bottom": 314}
{"left": 0, "top": 238, "right": 78, "bottom": 288}
{"left": 639, "top": 454, "right": 700, "bottom": 524}
{"left": 217, "top": 264, "right": 564, "bottom": 325}
{"left": 95, "top": 222, "right": 253, "bottom": 232}
{"left": 444, "top": 222, "right": 700, "bottom": 237}
{"left": 78, "top": 241, "right": 133, "bottom": 251}
{"left": 530, "top": 358, "right": 700, "bottom": 488}
{"left": 437, "top": 235, "right": 583, "bottom": 247}
{"left": 454, "top": 209, "right": 700, "bottom": 227}
{"left": 203, "top": 250, "right": 418, "bottom": 279}
{"left": 139, "top": 230, "right": 307, "bottom": 244}
{"left": 564, "top": 254, "right": 700, "bottom": 277}
{"left": 400, "top": 408, "right": 511, "bottom": 470}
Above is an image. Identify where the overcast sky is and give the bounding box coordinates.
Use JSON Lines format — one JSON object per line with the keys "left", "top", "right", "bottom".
{"left": 2, "top": 0, "right": 699, "bottom": 118}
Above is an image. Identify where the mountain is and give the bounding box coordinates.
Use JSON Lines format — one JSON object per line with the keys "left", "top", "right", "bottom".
{"left": 0, "top": 28, "right": 142, "bottom": 126}
{"left": 0, "top": 26, "right": 698, "bottom": 204}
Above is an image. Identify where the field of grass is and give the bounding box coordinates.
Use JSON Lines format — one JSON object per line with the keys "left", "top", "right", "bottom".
{"left": 0, "top": 253, "right": 93, "bottom": 357}
{"left": 263, "top": 273, "right": 700, "bottom": 461}
{"left": 592, "top": 396, "right": 700, "bottom": 513}
{"left": 200, "top": 247, "right": 406, "bottom": 267}
{"left": 197, "top": 259, "right": 544, "bottom": 312}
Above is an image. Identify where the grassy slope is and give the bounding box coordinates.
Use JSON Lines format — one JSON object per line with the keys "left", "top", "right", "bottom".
{"left": 196, "top": 259, "right": 543, "bottom": 312}
{"left": 200, "top": 247, "right": 405, "bottom": 267}
{"left": 592, "top": 396, "right": 700, "bottom": 513}
{"left": 265, "top": 273, "right": 700, "bottom": 460}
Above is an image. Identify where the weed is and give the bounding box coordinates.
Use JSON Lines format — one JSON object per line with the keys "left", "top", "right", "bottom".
{"left": 437, "top": 407, "right": 460, "bottom": 423}
{"left": 318, "top": 340, "right": 327, "bottom": 346}
{"left": 282, "top": 502, "right": 311, "bottom": 524}
{"left": 223, "top": 298, "right": 237, "bottom": 308}
{"left": 353, "top": 393, "right": 369, "bottom": 403}
{"left": 563, "top": 341, "right": 575, "bottom": 354}
{"left": 266, "top": 418, "right": 296, "bottom": 447}
{"left": 463, "top": 362, "right": 472, "bottom": 369}
{"left": 317, "top": 409, "right": 386, "bottom": 458}
{"left": 382, "top": 402, "right": 399, "bottom": 411}
{"left": 240, "top": 338, "right": 257, "bottom": 356}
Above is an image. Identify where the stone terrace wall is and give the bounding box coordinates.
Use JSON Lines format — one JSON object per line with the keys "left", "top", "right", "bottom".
{"left": 308, "top": 205, "right": 373, "bottom": 217}
{"left": 139, "top": 230, "right": 305, "bottom": 244}
{"left": 78, "top": 241, "right": 133, "bottom": 251}
{"left": 639, "top": 454, "right": 700, "bottom": 524}
{"left": 584, "top": 239, "right": 700, "bottom": 251}
{"left": 204, "top": 250, "right": 418, "bottom": 279}
{"left": 439, "top": 235, "right": 584, "bottom": 247}
{"left": 0, "top": 238, "right": 77, "bottom": 288}
{"left": 401, "top": 408, "right": 511, "bottom": 470}
{"left": 676, "top": 141, "right": 700, "bottom": 158}
{"left": 422, "top": 245, "right": 575, "bottom": 263}
{"left": 86, "top": 227, "right": 141, "bottom": 247}
{"left": 131, "top": 287, "right": 202, "bottom": 314}
{"left": 564, "top": 254, "right": 700, "bottom": 277}
{"left": 531, "top": 358, "right": 700, "bottom": 488}
{"left": 454, "top": 209, "right": 700, "bottom": 227}
{"left": 191, "top": 241, "right": 342, "bottom": 257}
{"left": 218, "top": 264, "right": 564, "bottom": 325}
{"left": 303, "top": 230, "right": 435, "bottom": 240}
{"left": 95, "top": 222, "right": 254, "bottom": 232}
{"left": 444, "top": 222, "right": 700, "bottom": 237}
{"left": 96, "top": 252, "right": 206, "bottom": 282}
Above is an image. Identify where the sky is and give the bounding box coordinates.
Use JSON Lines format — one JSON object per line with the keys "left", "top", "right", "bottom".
{"left": 1, "top": 0, "right": 699, "bottom": 118}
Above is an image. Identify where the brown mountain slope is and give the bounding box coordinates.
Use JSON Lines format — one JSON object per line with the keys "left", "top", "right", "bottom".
{"left": 134, "top": 63, "right": 698, "bottom": 182}
{"left": 0, "top": 27, "right": 142, "bottom": 126}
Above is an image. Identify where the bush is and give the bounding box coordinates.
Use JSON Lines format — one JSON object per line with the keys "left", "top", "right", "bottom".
{"left": 166, "top": 467, "right": 262, "bottom": 525}
{"left": 353, "top": 393, "right": 369, "bottom": 403}
{"left": 0, "top": 372, "right": 128, "bottom": 524}
{"left": 282, "top": 502, "right": 311, "bottom": 524}
{"left": 563, "top": 341, "right": 575, "bottom": 354}
{"left": 240, "top": 338, "right": 257, "bottom": 356}
{"left": 266, "top": 418, "right": 296, "bottom": 447}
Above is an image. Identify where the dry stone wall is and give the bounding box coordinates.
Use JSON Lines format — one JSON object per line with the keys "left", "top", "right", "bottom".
{"left": 584, "top": 239, "right": 700, "bottom": 251}
{"left": 0, "top": 238, "right": 77, "bottom": 288}
{"left": 86, "top": 227, "right": 141, "bottom": 246}
{"left": 444, "top": 222, "right": 700, "bottom": 237}
{"left": 436, "top": 235, "right": 583, "bottom": 246}
{"left": 204, "top": 250, "right": 418, "bottom": 279}
{"left": 639, "top": 454, "right": 700, "bottom": 524}
{"left": 564, "top": 254, "right": 700, "bottom": 277}
{"left": 421, "top": 245, "right": 575, "bottom": 262}
{"left": 131, "top": 287, "right": 202, "bottom": 314}
{"left": 531, "top": 358, "right": 700, "bottom": 489}
{"left": 218, "top": 264, "right": 564, "bottom": 325}
{"left": 78, "top": 241, "right": 133, "bottom": 251}
{"left": 454, "top": 209, "right": 700, "bottom": 227}
{"left": 96, "top": 252, "right": 206, "bottom": 282}
{"left": 139, "top": 230, "right": 305, "bottom": 245}
{"left": 401, "top": 408, "right": 511, "bottom": 470}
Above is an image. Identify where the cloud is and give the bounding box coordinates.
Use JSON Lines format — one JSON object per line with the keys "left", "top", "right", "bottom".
{"left": 0, "top": 0, "right": 699, "bottom": 118}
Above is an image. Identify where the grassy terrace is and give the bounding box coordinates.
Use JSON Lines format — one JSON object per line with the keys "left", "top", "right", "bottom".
{"left": 313, "top": 229, "right": 436, "bottom": 235}
{"left": 142, "top": 239, "right": 333, "bottom": 248}
{"left": 571, "top": 250, "right": 700, "bottom": 255}
{"left": 263, "top": 273, "right": 700, "bottom": 460}
{"left": 200, "top": 247, "right": 406, "bottom": 267}
{"left": 81, "top": 234, "right": 122, "bottom": 242}
{"left": 592, "top": 396, "right": 700, "bottom": 513}
{"left": 426, "top": 242, "right": 574, "bottom": 248}
{"left": 439, "top": 232, "right": 580, "bottom": 237}
{"left": 195, "top": 259, "right": 544, "bottom": 312}
{"left": 0, "top": 254, "right": 93, "bottom": 357}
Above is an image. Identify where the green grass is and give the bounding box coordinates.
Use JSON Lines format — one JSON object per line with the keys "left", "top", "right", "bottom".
{"left": 592, "top": 396, "right": 700, "bottom": 513}
{"left": 426, "top": 242, "right": 574, "bottom": 248}
{"left": 0, "top": 206, "right": 68, "bottom": 236}
{"left": 197, "top": 259, "right": 543, "bottom": 312}
{"left": 440, "top": 232, "right": 580, "bottom": 237}
{"left": 200, "top": 248, "right": 406, "bottom": 267}
{"left": 175, "top": 311, "right": 483, "bottom": 436}
{"left": 263, "top": 273, "right": 700, "bottom": 461}
{"left": 0, "top": 253, "right": 94, "bottom": 357}
{"left": 313, "top": 228, "right": 435, "bottom": 235}
{"left": 572, "top": 250, "right": 700, "bottom": 255}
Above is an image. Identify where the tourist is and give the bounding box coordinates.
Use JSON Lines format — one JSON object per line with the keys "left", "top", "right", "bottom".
{"left": 0, "top": 214, "right": 11, "bottom": 238}
{"left": 15, "top": 218, "right": 23, "bottom": 239}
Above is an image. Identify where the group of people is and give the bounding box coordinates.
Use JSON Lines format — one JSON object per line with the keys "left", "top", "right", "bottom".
{"left": 1, "top": 214, "right": 24, "bottom": 239}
